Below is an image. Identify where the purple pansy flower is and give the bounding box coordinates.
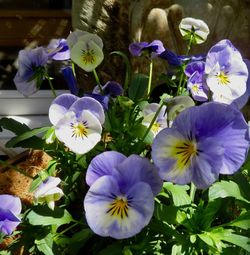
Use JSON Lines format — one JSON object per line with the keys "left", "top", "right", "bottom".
{"left": 13, "top": 47, "right": 48, "bottom": 96}
{"left": 47, "top": 38, "right": 70, "bottom": 60}
{"left": 61, "top": 66, "right": 79, "bottom": 95}
{"left": 185, "top": 61, "right": 208, "bottom": 101}
{"left": 49, "top": 94, "right": 105, "bottom": 154}
{"left": 205, "top": 39, "right": 248, "bottom": 104}
{"left": 152, "top": 102, "right": 250, "bottom": 189}
{"left": 87, "top": 81, "right": 123, "bottom": 110}
{"left": 84, "top": 151, "right": 162, "bottom": 239}
{"left": 129, "top": 40, "right": 165, "bottom": 58}
{"left": 0, "top": 194, "right": 22, "bottom": 236}
{"left": 159, "top": 49, "right": 182, "bottom": 66}
{"left": 231, "top": 59, "right": 250, "bottom": 109}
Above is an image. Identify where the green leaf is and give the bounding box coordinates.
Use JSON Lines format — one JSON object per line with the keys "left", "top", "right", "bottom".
{"left": 209, "top": 180, "right": 250, "bottom": 203}
{"left": 200, "top": 228, "right": 250, "bottom": 252}
{"left": 227, "top": 211, "right": 250, "bottom": 230}
{"left": 201, "top": 199, "right": 222, "bottom": 230}
{"left": 128, "top": 73, "right": 148, "bottom": 101}
{"left": 29, "top": 175, "right": 44, "bottom": 193}
{"left": 163, "top": 182, "right": 191, "bottom": 206}
{"left": 27, "top": 205, "right": 73, "bottom": 227}
{"left": 68, "top": 229, "right": 93, "bottom": 255}
{"left": 6, "top": 126, "right": 50, "bottom": 148}
{"left": 35, "top": 232, "right": 54, "bottom": 255}
{"left": 98, "top": 243, "right": 124, "bottom": 255}
{"left": 198, "top": 230, "right": 226, "bottom": 252}
{"left": 154, "top": 203, "right": 186, "bottom": 224}
{"left": 0, "top": 117, "right": 30, "bottom": 134}
{"left": 131, "top": 124, "right": 154, "bottom": 144}
{"left": 218, "top": 229, "right": 250, "bottom": 252}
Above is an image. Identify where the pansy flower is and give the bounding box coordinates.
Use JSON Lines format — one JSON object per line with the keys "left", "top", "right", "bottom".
{"left": 129, "top": 40, "right": 165, "bottom": 59}
{"left": 185, "top": 61, "right": 208, "bottom": 101}
{"left": 86, "top": 81, "right": 123, "bottom": 110}
{"left": 34, "top": 177, "right": 64, "bottom": 210}
{"left": 49, "top": 94, "right": 105, "bottom": 154}
{"left": 152, "top": 102, "right": 250, "bottom": 189}
{"left": 69, "top": 32, "right": 104, "bottom": 72}
{"left": 141, "top": 103, "right": 168, "bottom": 136}
{"left": 61, "top": 66, "right": 79, "bottom": 95}
{"left": 13, "top": 47, "right": 48, "bottom": 96}
{"left": 231, "top": 59, "right": 250, "bottom": 109}
{"left": 205, "top": 39, "right": 248, "bottom": 104}
{"left": 0, "top": 194, "right": 22, "bottom": 235}
{"left": 165, "top": 96, "right": 195, "bottom": 122}
{"left": 84, "top": 151, "right": 162, "bottom": 239}
{"left": 46, "top": 38, "right": 70, "bottom": 61}
{"left": 179, "top": 17, "right": 210, "bottom": 44}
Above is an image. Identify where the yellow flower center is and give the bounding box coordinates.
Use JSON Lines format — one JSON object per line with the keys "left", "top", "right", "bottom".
{"left": 71, "top": 122, "right": 88, "bottom": 139}
{"left": 192, "top": 84, "right": 199, "bottom": 92}
{"left": 152, "top": 122, "right": 161, "bottom": 133}
{"left": 81, "top": 49, "right": 95, "bottom": 64}
{"left": 216, "top": 71, "right": 230, "bottom": 85}
{"left": 172, "top": 140, "right": 198, "bottom": 169}
{"left": 107, "top": 197, "right": 129, "bottom": 219}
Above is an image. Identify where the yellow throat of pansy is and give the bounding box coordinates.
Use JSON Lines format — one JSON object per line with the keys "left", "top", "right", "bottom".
{"left": 71, "top": 122, "right": 88, "bottom": 139}
{"left": 106, "top": 196, "right": 129, "bottom": 220}
{"left": 171, "top": 140, "right": 199, "bottom": 170}
{"left": 216, "top": 71, "right": 230, "bottom": 85}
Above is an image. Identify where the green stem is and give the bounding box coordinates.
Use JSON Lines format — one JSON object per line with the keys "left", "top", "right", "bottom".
{"left": 93, "top": 68, "right": 103, "bottom": 94}
{"left": 176, "top": 65, "right": 185, "bottom": 96}
{"left": 147, "top": 60, "right": 153, "bottom": 96}
{"left": 141, "top": 101, "right": 165, "bottom": 143}
{"left": 53, "top": 222, "right": 79, "bottom": 240}
{"left": 44, "top": 73, "right": 57, "bottom": 97}
{"left": 176, "top": 35, "right": 194, "bottom": 96}
{"left": 190, "top": 182, "right": 197, "bottom": 203}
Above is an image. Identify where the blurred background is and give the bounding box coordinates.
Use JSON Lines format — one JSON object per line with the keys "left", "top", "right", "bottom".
{"left": 0, "top": 0, "right": 72, "bottom": 90}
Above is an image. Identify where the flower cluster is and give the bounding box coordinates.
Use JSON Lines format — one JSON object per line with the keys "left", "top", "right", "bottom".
{"left": 1, "top": 17, "right": 250, "bottom": 255}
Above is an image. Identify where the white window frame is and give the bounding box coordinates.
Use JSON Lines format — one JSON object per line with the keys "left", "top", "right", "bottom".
{"left": 0, "top": 89, "right": 68, "bottom": 155}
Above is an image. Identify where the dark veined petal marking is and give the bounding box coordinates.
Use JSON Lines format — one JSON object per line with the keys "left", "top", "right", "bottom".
{"left": 71, "top": 120, "right": 88, "bottom": 139}
{"left": 172, "top": 140, "right": 199, "bottom": 170}
{"left": 106, "top": 196, "right": 129, "bottom": 219}
{"left": 81, "top": 49, "right": 96, "bottom": 64}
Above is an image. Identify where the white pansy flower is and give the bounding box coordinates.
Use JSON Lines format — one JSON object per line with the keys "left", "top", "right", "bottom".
{"left": 179, "top": 17, "right": 209, "bottom": 44}
{"left": 34, "top": 177, "right": 64, "bottom": 210}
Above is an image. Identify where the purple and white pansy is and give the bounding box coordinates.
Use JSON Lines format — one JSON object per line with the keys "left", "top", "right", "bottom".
{"left": 49, "top": 93, "right": 105, "bottom": 154}
{"left": 152, "top": 102, "right": 250, "bottom": 189}
{"left": 84, "top": 151, "right": 163, "bottom": 239}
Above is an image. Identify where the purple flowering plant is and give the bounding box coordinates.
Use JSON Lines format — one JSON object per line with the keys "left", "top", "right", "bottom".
{"left": 1, "top": 17, "right": 250, "bottom": 254}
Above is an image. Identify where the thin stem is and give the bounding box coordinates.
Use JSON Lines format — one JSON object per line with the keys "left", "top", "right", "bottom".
{"left": 147, "top": 60, "right": 153, "bottom": 96}
{"left": 44, "top": 73, "right": 57, "bottom": 97}
{"left": 53, "top": 222, "right": 79, "bottom": 240}
{"left": 190, "top": 182, "right": 197, "bottom": 203}
{"left": 176, "top": 35, "right": 194, "bottom": 96}
{"left": 141, "top": 102, "right": 165, "bottom": 143}
{"left": 92, "top": 68, "right": 103, "bottom": 94}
